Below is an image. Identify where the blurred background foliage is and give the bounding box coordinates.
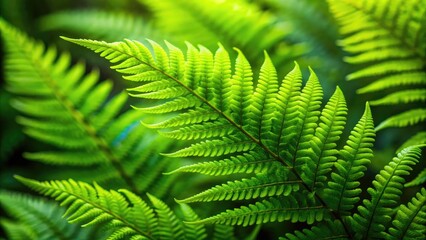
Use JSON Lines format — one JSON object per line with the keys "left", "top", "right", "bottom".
{"left": 0, "top": 0, "right": 424, "bottom": 238}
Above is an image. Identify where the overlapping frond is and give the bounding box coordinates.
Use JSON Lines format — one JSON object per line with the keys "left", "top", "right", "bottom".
{"left": 323, "top": 102, "right": 375, "bottom": 215}
{"left": 177, "top": 172, "right": 300, "bottom": 203}
{"left": 15, "top": 176, "right": 207, "bottom": 240}
{"left": 0, "top": 191, "right": 94, "bottom": 240}
{"left": 351, "top": 146, "right": 422, "bottom": 239}
{"left": 39, "top": 10, "right": 165, "bottom": 43}
{"left": 192, "top": 192, "right": 329, "bottom": 226}
{"left": 385, "top": 188, "right": 426, "bottom": 240}
{"left": 138, "top": 0, "right": 306, "bottom": 70}
{"left": 66, "top": 37, "right": 376, "bottom": 231}
{"left": 0, "top": 19, "right": 178, "bottom": 195}
{"left": 328, "top": 0, "right": 426, "bottom": 131}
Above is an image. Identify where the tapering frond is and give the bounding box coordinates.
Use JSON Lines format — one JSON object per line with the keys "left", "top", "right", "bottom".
{"left": 0, "top": 19, "right": 178, "bottom": 195}
{"left": 147, "top": 193, "right": 185, "bottom": 240}
{"left": 0, "top": 191, "right": 93, "bottom": 240}
{"left": 39, "top": 10, "right": 164, "bottom": 43}
{"left": 179, "top": 204, "right": 207, "bottom": 240}
{"left": 177, "top": 172, "right": 300, "bottom": 203}
{"left": 66, "top": 37, "right": 373, "bottom": 230}
{"left": 15, "top": 176, "right": 155, "bottom": 239}
{"left": 166, "top": 152, "right": 281, "bottom": 176}
{"left": 328, "top": 0, "right": 426, "bottom": 130}
{"left": 351, "top": 146, "right": 422, "bottom": 239}
{"left": 375, "top": 108, "right": 426, "bottom": 131}
{"left": 139, "top": 0, "right": 306, "bottom": 70}
{"left": 405, "top": 169, "right": 426, "bottom": 188}
{"left": 370, "top": 89, "right": 426, "bottom": 106}
{"left": 323, "top": 102, "right": 375, "bottom": 215}
{"left": 301, "top": 86, "right": 347, "bottom": 190}
{"left": 280, "top": 220, "right": 347, "bottom": 240}
{"left": 192, "top": 193, "right": 329, "bottom": 226}
{"left": 385, "top": 188, "right": 426, "bottom": 240}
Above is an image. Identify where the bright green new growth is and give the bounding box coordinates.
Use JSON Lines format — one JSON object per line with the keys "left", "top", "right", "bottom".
{"left": 14, "top": 176, "right": 207, "bottom": 240}
{"left": 65, "top": 37, "right": 378, "bottom": 231}
{"left": 328, "top": 0, "right": 426, "bottom": 132}
{"left": 0, "top": 19, "right": 178, "bottom": 197}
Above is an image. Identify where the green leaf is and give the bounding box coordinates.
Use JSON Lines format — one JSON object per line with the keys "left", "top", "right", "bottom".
{"left": 351, "top": 146, "right": 422, "bottom": 239}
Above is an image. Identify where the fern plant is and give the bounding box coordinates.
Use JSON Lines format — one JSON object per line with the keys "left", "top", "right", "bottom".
{"left": 0, "top": 18, "right": 179, "bottom": 197}
{"left": 64, "top": 36, "right": 426, "bottom": 238}
{"left": 1, "top": 2, "right": 426, "bottom": 239}
{"left": 327, "top": 0, "right": 426, "bottom": 134}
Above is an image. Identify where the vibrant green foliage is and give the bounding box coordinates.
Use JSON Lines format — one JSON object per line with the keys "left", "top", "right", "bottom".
{"left": 328, "top": 0, "right": 426, "bottom": 133}
{"left": 15, "top": 176, "right": 206, "bottom": 240}
{"left": 0, "top": 18, "right": 178, "bottom": 197}
{"left": 1, "top": 0, "right": 425, "bottom": 239}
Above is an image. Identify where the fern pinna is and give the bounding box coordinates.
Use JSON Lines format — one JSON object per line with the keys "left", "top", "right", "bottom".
{"left": 327, "top": 0, "right": 426, "bottom": 133}
{"left": 0, "top": 19, "right": 178, "bottom": 197}
{"left": 63, "top": 37, "right": 425, "bottom": 238}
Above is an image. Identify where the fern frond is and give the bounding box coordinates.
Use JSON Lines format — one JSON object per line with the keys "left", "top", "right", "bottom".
{"left": 302, "top": 86, "right": 347, "bottom": 190}
{"left": 193, "top": 193, "right": 329, "bottom": 226}
{"left": 375, "top": 108, "right": 426, "bottom": 131}
{"left": 405, "top": 169, "right": 426, "bottom": 188}
{"left": 147, "top": 193, "right": 185, "bottom": 240}
{"left": 15, "top": 177, "right": 153, "bottom": 239}
{"left": 166, "top": 152, "right": 281, "bottom": 176}
{"left": 139, "top": 0, "right": 305, "bottom": 69}
{"left": 328, "top": 0, "right": 426, "bottom": 130}
{"left": 66, "top": 37, "right": 375, "bottom": 232}
{"left": 39, "top": 10, "right": 164, "bottom": 43}
{"left": 0, "top": 190, "right": 91, "bottom": 240}
{"left": 351, "top": 146, "right": 422, "bottom": 239}
{"left": 179, "top": 203, "right": 207, "bottom": 240}
{"left": 15, "top": 177, "right": 216, "bottom": 240}
{"left": 385, "top": 188, "right": 426, "bottom": 240}
{"left": 280, "top": 220, "right": 347, "bottom": 240}
{"left": 370, "top": 89, "right": 426, "bottom": 106}
{"left": 0, "top": 19, "right": 178, "bottom": 195}
{"left": 323, "top": 102, "right": 375, "bottom": 215}
{"left": 177, "top": 172, "right": 300, "bottom": 203}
